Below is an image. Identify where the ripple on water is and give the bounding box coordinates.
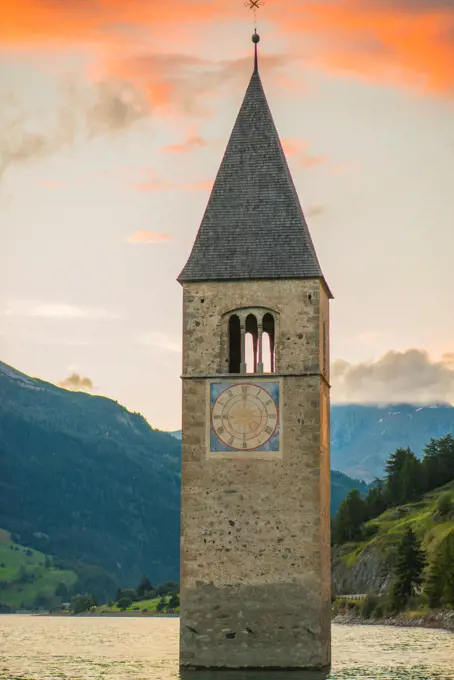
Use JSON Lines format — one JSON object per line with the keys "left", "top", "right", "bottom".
{"left": 0, "top": 617, "right": 453, "bottom": 680}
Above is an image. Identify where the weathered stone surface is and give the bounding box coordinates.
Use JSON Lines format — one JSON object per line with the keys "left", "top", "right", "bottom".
{"left": 331, "top": 544, "right": 393, "bottom": 596}
{"left": 180, "top": 278, "right": 331, "bottom": 669}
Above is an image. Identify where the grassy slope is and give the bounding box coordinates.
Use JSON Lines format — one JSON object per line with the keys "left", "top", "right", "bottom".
{"left": 0, "top": 529, "right": 77, "bottom": 608}
{"left": 96, "top": 596, "right": 179, "bottom": 614}
{"left": 338, "top": 481, "right": 454, "bottom": 569}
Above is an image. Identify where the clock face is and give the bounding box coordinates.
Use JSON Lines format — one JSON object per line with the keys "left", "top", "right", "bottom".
{"left": 210, "top": 382, "right": 279, "bottom": 451}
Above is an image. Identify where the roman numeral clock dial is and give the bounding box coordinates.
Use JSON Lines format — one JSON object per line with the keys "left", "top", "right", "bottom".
{"left": 210, "top": 382, "right": 280, "bottom": 452}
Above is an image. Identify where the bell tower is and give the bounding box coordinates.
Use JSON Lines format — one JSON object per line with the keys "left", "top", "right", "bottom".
{"left": 178, "top": 31, "right": 332, "bottom": 671}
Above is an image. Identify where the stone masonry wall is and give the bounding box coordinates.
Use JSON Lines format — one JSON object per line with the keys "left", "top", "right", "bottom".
{"left": 180, "top": 279, "right": 331, "bottom": 669}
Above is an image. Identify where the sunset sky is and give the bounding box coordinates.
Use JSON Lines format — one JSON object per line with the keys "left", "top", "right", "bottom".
{"left": 1, "top": 0, "right": 454, "bottom": 430}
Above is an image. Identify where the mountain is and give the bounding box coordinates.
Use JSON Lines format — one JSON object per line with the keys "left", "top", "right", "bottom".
{"left": 331, "top": 404, "right": 454, "bottom": 481}
{"left": 8, "top": 360, "right": 453, "bottom": 593}
{"left": 0, "top": 361, "right": 181, "bottom": 587}
{"left": 171, "top": 400, "right": 454, "bottom": 483}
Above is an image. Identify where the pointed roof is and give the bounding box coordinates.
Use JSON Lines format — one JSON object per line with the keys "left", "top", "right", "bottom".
{"left": 178, "top": 35, "right": 331, "bottom": 296}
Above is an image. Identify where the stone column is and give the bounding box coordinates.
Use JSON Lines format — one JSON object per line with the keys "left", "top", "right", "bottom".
{"left": 257, "top": 321, "right": 264, "bottom": 373}
{"left": 240, "top": 318, "right": 247, "bottom": 374}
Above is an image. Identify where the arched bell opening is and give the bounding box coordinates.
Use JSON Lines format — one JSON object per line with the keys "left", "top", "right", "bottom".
{"left": 228, "top": 314, "right": 241, "bottom": 373}
{"left": 225, "top": 307, "right": 277, "bottom": 375}
{"left": 245, "top": 313, "right": 258, "bottom": 374}
{"left": 263, "top": 312, "right": 275, "bottom": 373}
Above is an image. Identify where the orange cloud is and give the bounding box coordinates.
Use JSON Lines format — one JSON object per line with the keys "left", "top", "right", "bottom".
{"left": 132, "top": 180, "right": 174, "bottom": 191}
{"left": 131, "top": 177, "right": 213, "bottom": 192}
{"left": 128, "top": 168, "right": 174, "bottom": 191}
{"left": 2, "top": 0, "right": 454, "bottom": 99}
{"left": 1, "top": 0, "right": 230, "bottom": 48}
{"left": 281, "top": 139, "right": 328, "bottom": 167}
{"left": 272, "top": 0, "right": 454, "bottom": 93}
{"left": 161, "top": 136, "right": 208, "bottom": 154}
{"left": 181, "top": 181, "right": 213, "bottom": 191}
{"left": 126, "top": 230, "right": 172, "bottom": 244}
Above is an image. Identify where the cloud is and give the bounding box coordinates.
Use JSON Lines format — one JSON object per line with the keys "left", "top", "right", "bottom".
{"left": 2, "top": 0, "right": 454, "bottom": 97}
{"left": 132, "top": 179, "right": 174, "bottom": 191}
{"left": 161, "top": 136, "right": 208, "bottom": 154}
{"left": 0, "top": 0, "right": 232, "bottom": 49}
{"left": 305, "top": 205, "right": 325, "bottom": 219}
{"left": 274, "top": 0, "right": 454, "bottom": 94}
{"left": 281, "top": 138, "right": 328, "bottom": 167}
{"left": 126, "top": 230, "right": 172, "bottom": 244}
{"left": 331, "top": 349, "right": 454, "bottom": 404}
{"left": 181, "top": 180, "right": 213, "bottom": 191}
{"left": 3, "top": 301, "right": 120, "bottom": 320}
{"left": 131, "top": 177, "right": 213, "bottom": 192}
{"left": 107, "top": 52, "right": 296, "bottom": 117}
{"left": 137, "top": 331, "right": 181, "bottom": 353}
{"left": 0, "top": 78, "right": 151, "bottom": 181}
{"left": 59, "top": 372, "right": 94, "bottom": 391}
{"left": 85, "top": 80, "right": 150, "bottom": 136}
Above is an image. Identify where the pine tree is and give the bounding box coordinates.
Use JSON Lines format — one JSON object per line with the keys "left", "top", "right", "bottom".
{"left": 390, "top": 528, "right": 426, "bottom": 611}
{"left": 422, "top": 435, "right": 454, "bottom": 491}
{"left": 401, "top": 454, "right": 422, "bottom": 503}
{"left": 364, "top": 479, "right": 387, "bottom": 520}
{"left": 136, "top": 574, "right": 153, "bottom": 598}
{"left": 332, "top": 489, "right": 365, "bottom": 544}
{"left": 425, "top": 531, "right": 454, "bottom": 608}
{"left": 385, "top": 448, "right": 421, "bottom": 506}
{"left": 156, "top": 596, "right": 167, "bottom": 613}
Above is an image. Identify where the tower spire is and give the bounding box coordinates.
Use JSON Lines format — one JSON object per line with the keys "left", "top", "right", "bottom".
{"left": 252, "top": 28, "right": 260, "bottom": 72}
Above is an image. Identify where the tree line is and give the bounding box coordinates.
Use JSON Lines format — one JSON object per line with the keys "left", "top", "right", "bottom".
{"left": 71, "top": 574, "right": 180, "bottom": 614}
{"left": 332, "top": 433, "right": 454, "bottom": 614}
{"left": 332, "top": 434, "right": 454, "bottom": 545}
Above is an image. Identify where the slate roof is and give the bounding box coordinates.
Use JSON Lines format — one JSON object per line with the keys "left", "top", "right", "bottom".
{"left": 178, "top": 52, "right": 330, "bottom": 294}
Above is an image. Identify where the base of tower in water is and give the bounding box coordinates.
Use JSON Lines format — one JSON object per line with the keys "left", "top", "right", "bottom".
{"left": 179, "top": 582, "right": 331, "bottom": 671}
{"left": 179, "top": 668, "right": 331, "bottom": 680}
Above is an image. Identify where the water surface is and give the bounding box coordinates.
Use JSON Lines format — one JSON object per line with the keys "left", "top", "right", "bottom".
{"left": 0, "top": 616, "right": 453, "bottom": 680}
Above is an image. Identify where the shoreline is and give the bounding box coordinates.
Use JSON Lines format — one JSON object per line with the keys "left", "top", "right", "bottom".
{"left": 333, "top": 611, "right": 454, "bottom": 632}
{"left": 6, "top": 610, "right": 454, "bottom": 631}
{"left": 40, "top": 610, "right": 178, "bottom": 618}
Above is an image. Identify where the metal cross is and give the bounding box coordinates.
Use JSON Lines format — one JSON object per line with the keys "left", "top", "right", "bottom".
{"left": 244, "top": 0, "right": 265, "bottom": 22}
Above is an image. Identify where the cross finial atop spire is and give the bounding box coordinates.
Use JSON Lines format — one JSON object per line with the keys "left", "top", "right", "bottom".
{"left": 245, "top": 0, "right": 265, "bottom": 72}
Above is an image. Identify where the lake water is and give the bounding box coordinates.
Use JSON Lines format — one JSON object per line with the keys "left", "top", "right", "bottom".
{"left": 0, "top": 616, "right": 453, "bottom": 680}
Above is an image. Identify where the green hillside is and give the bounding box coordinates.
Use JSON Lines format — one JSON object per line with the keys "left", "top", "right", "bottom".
{"left": 335, "top": 481, "right": 454, "bottom": 570}
{"left": 0, "top": 529, "right": 77, "bottom": 610}
{"left": 0, "top": 360, "right": 181, "bottom": 588}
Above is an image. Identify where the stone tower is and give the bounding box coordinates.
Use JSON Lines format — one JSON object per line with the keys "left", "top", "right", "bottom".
{"left": 178, "top": 32, "right": 332, "bottom": 671}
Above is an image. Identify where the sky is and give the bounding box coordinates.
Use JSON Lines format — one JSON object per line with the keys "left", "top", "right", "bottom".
{"left": 1, "top": 0, "right": 454, "bottom": 430}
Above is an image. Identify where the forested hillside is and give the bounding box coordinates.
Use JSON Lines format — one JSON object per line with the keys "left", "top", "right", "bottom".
{"left": 332, "top": 434, "right": 454, "bottom": 614}
{"left": 0, "top": 361, "right": 181, "bottom": 587}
